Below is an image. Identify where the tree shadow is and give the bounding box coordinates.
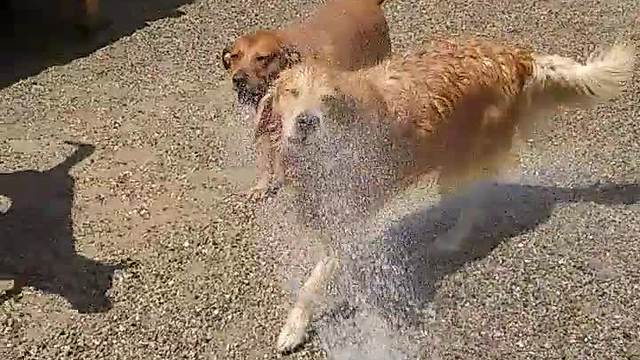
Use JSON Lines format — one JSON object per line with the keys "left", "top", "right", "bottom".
{"left": 0, "top": 0, "right": 195, "bottom": 90}
{"left": 358, "top": 181, "right": 640, "bottom": 322}
{"left": 0, "top": 141, "right": 124, "bottom": 313}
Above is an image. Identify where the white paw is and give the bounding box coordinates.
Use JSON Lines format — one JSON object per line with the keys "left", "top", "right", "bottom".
{"left": 0, "top": 195, "right": 11, "bottom": 214}
{"left": 238, "top": 185, "right": 269, "bottom": 201}
{"left": 276, "top": 306, "right": 311, "bottom": 353}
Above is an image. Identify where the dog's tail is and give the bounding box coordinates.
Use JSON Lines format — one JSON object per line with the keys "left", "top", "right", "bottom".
{"left": 525, "top": 43, "right": 635, "bottom": 108}
{"left": 516, "top": 43, "right": 635, "bottom": 137}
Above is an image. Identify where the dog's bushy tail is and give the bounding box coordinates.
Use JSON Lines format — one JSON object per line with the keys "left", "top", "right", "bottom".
{"left": 527, "top": 43, "right": 635, "bottom": 107}
{"left": 517, "top": 43, "right": 635, "bottom": 138}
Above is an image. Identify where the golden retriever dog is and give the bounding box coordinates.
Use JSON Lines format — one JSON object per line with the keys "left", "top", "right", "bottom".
{"left": 258, "top": 37, "right": 635, "bottom": 352}
{"left": 221, "top": 0, "right": 393, "bottom": 197}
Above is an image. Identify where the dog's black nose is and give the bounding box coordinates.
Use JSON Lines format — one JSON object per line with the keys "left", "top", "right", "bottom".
{"left": 232, "top": 71, "right": 249, "bottom": 89}
{"left": 295, "top": 112, "right": 320, "bottom": 128}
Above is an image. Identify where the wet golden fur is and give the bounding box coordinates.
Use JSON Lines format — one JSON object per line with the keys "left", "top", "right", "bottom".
{"left": 263, "top": 37, "right": 635, "bottom": 353}
{"left": 268, "top": 37, "right": 635, "bottom": 196}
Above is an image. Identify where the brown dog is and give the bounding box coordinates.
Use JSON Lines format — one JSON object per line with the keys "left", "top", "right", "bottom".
{"left": 221, "top": 0, "right": 393, "bottom": 196}
{"left": 261, "top": 37, "right": 635, "bottom": 352}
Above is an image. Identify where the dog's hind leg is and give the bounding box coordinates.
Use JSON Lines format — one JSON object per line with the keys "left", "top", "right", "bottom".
{"left": 432, "top": 165, "right": 498, "bottom": 253}
{"left": 277, "top": 255, "right": 337, "bottom": 353}
{"left": 432, "top": 200, "right": 484, "bottom": 253}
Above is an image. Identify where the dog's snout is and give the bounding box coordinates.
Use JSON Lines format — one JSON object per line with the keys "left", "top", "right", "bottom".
{"left": 295, "top": 112, "right": 320, "bottom": 128}
{"left": 232, "top": 71, "right": 249, "bottom": 88}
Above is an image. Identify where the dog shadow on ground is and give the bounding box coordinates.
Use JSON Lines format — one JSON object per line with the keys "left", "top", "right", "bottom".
{"left": 0, "top": 142, "right": 124, "bottom": 313}
{"left": 358, "top": 181, "right": 640, "bottom": 321}
{"left": 0, "top": 0, "right": 195, "bottom": 89}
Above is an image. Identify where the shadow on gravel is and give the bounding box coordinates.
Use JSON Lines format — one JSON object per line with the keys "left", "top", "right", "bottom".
{"left": 366, "top": 181, "right": 640, "bottom": 320}
{"left": 0, "top": 0, "right": 194, "bottom": 90}
{"left": 0, "top": 141, "right": 124, "bottom": 313}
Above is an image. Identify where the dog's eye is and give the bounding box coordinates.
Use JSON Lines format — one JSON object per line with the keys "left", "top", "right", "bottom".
{"left": 229, "top": 54, "right": 239, "bottom": 60}
{"left": 285, "top": 88, "right": 300, "bottom": 97}
{"left": 256, "top": 55, "right": 271, "bottom": 62}
{"left": 296, "top": 113, "right": 320, "bottom": 127}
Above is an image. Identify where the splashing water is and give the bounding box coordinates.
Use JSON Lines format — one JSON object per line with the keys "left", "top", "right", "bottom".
{"left": 252, "top": 105, "right": 448, "bottom": 359}
{"left": 257, "top": 189, "right": 437, "bottom": 359}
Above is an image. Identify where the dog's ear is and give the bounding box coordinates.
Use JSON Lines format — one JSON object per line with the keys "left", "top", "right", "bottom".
{"left": 281, "top": 45, "right": 302, "bottom": 68}
{"left": 254, "top": 91, "right": 276, "bottom": 139}
{"left": 221, "top": 46, "right": 232, "bottom": 70}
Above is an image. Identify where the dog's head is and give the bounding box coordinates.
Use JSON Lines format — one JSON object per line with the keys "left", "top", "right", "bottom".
{"left": 258, "top": 63, "right": 404, "bottom": 221}
{"left": 222, "top": 30, "right": 302, "bottom": 108}
{"left": 263, "top": 63, "right": 362, "bottom": 151}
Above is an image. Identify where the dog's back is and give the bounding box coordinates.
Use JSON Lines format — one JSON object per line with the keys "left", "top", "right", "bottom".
{"left": 281, "top": 0, "right": 392, "bottom": 70}
{"left": 272, "top": 37, "right": 634, "bottom": 197}
{"left": 357, "top": 38, "right": 634, "bottom": 190}
{"left": 364, "top": 39, "right": 534, "bottom": 134}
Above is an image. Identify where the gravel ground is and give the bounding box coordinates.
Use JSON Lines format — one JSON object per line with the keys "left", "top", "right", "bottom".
{"left": 1, "top": 0, "right": 640, "bottom": 359}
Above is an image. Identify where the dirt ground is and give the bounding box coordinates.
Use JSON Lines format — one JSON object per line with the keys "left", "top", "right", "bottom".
{"left": 1, "top": 0, "right": 640, "bottom": 359}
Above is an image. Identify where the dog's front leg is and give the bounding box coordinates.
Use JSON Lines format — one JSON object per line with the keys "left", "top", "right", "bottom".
{"left": 272, "top": 146, "right": 287, "bottom": 189}
{"left": 433, "top": 169, "right": 492, "bottom": 253}
{"left": 245, "top": 134, "right": 274, "bottom": 199}
{"left": 277, "top": 256, "right": 337, "bottom": 353}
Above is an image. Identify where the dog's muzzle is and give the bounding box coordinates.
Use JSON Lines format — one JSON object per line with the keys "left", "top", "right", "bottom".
{"left": 232, "top": 71, "right": 265, "bottom": 107}
{"left": 295, "top": 112, "right": 320, "bottom": 128}
{"left": 232, "top": 71, "right": 249, "bottom": 90}
{"left": 283, "top": 112, "right": 320, "bottom": 146}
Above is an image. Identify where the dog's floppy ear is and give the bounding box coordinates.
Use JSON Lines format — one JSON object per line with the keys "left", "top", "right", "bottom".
{"left": 221, "top": 46, "right": 232, "bottom": 70}
{"left": 280, "top": 45, "right": 302, "bottom": 68}
{"left": 254, "top": 91, "right": 276, "bottom": 140}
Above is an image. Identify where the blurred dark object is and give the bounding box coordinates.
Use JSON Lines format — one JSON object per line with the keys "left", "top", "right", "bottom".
{"left": 0, "top": 0, "right": 194, "bottom": 89}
